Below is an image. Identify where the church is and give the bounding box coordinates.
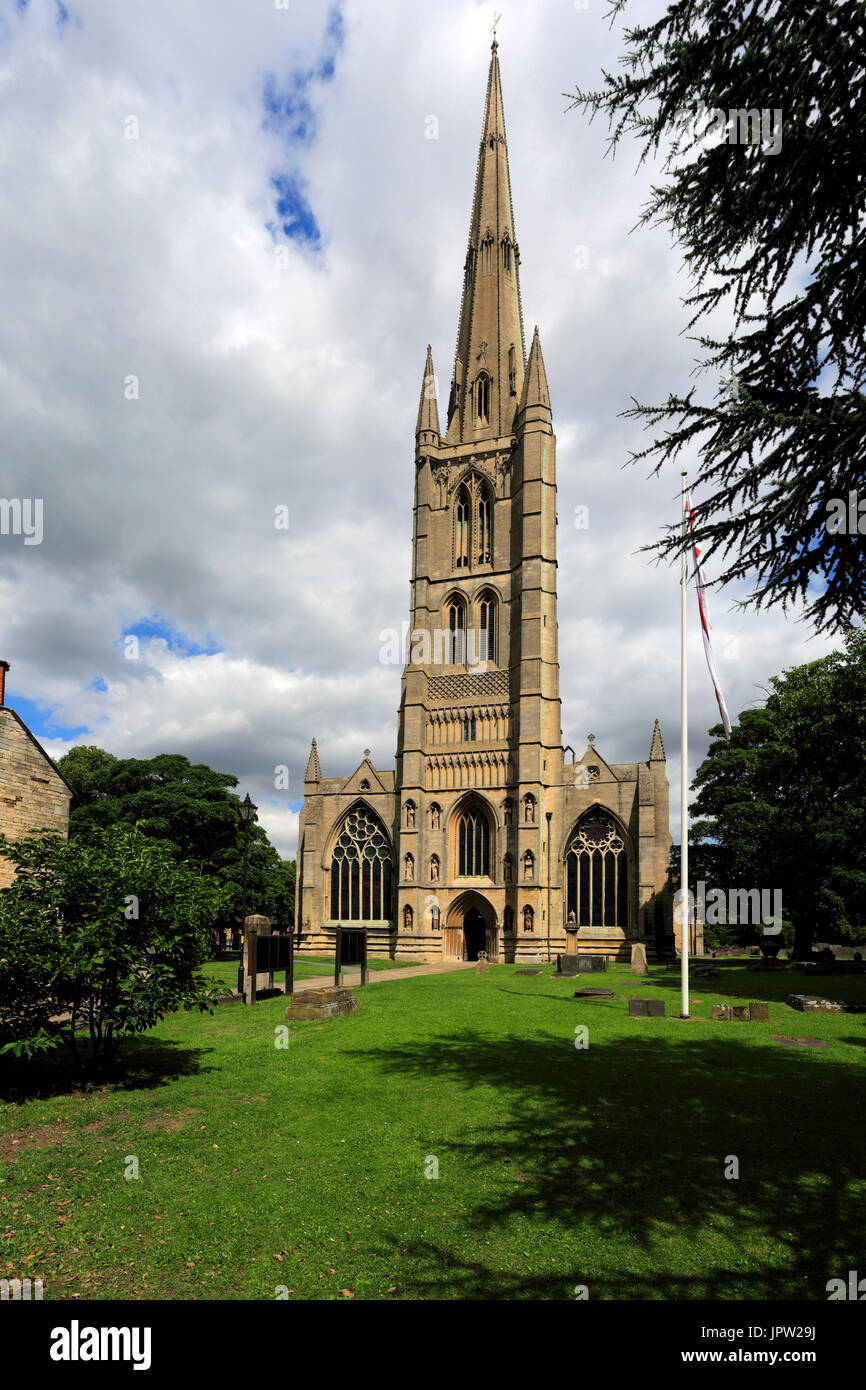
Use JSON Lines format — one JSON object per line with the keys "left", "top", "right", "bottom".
{"left": 296, "top": 42, "right": 673, "bottom": 964}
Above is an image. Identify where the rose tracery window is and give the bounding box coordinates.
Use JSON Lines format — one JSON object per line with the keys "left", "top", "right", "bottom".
{"left": 329, "top": 803, "right": 394, "bottom": 921}
{"left": 565, "top": 811, "right": 628, "bottom": 930}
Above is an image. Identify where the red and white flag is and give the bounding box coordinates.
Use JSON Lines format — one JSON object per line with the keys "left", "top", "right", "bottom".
{"left": 685, "top": 494, "right": 732, "bottom": 739}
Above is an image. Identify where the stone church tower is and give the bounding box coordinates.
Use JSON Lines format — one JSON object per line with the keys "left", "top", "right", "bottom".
{"left": 296, "top": 42, "right": 673, "bottom": 963}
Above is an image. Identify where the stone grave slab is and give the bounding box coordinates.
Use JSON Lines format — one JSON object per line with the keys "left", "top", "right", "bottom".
{"left": 628, "top": 998, "right": 665, "bottom": 1017}
{"left": 285, "top": 986, "right": 358, "bottom": 1021}
{"left": 573, "top": 988, "right": 614, "bottom": 998}
{"left": 771, "top": 1035, "right": 830, "bottom": 1049}
{"left": 514, "top": 969, "right": 541, "bottom": 976}
{"left": 555, "top": 955, "right": 580, "bottom": 977}
{"left": 748, "top": 1001, "right": 770, "bottom": 1022}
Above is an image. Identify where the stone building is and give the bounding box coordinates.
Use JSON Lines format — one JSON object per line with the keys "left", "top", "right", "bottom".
{"left": 296, "top": 43, "right": 673, "bottom": 963}
{"left": 0, "top": 661, "right": 73, "bottom": 890}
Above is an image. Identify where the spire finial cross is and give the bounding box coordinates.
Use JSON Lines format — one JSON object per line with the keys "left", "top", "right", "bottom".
{"left": 491, "top": 11, "right": 501, "bottom": 43}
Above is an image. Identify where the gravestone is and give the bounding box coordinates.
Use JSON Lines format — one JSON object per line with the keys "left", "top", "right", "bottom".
{"left": 771, "top": 1035, "right": 830, "bottom": 1049}
{"left": 630, "top": 941, "right": 648, "bottom": 976}
{"left": 693, "top": 965, "right": 720, "bottom": 979}
{"left": 748, "top": 1001, "right": 770, "bottom": 1022}
{"left": 285, "top": 986, "right": 358, "bottom": 1021}
{"left": 476, "top": 952, "right": 490, "bottom": 974}
{"left": 577, "top": 955, "right": 608, "bottom": 974}
{"left": 729, "top": 1005, "right": 750, "bottom": 1022}
{"left": 628, "top": 998, "right": 665, "bottom": 1018}
{"left": 556, "top": 954, "right": 580, "bottom": 977}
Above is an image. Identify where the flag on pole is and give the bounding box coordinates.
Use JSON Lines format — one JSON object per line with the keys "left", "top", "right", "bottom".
{"left": 685, "top": 494, "right": 732, "bottom": 739}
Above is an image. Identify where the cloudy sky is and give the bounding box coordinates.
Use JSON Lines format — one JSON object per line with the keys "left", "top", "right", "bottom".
{"left": 0, "top": 0, "right": 837, "bottom": 857}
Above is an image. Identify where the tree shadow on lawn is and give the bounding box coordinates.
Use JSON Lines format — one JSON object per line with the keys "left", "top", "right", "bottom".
{"left": 0, "top": 1037, "right": 216, "bottom": 1103}
{"left": 357, "top": 1029, "right": 866, "bottom": 1301}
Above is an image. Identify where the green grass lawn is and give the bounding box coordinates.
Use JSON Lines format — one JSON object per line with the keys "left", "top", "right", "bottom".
{"left": 2, "top": 960, "right": 865, "bottom": 1301}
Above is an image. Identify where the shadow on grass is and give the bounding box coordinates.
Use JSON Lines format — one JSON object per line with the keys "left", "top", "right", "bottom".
{"left": 357, "top": 1029, "right": 866, "bottom": 1300}
{"left": 0, "top": 1036, "right": 215, "bottom": 1103}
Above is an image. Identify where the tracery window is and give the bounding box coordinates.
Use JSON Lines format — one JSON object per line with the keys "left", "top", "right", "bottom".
{"left": 329, "top": 803, "right": 393, "bottom": 921}
{"left": 565, "top": 811, "right": 628, "bottom": 930}
{"left": 447, "top": 598, "right": 466, "bottom": 664}
{"left": 455, "top": 488, "right": 470, "bottom": 568}
{"left": 457, "top": 806, "right": 490, "bottom": 877}
{"left": 475, "top": 373, "right": 490, "bottom": 425}
{"left": 462, "top": 714, "right": 477, "bottom": 742}
{"left": 477, "top": 487, "right": 492, "bottom": 564}
{"left": 478, "top": 592, "right": 496, "bottom": 662}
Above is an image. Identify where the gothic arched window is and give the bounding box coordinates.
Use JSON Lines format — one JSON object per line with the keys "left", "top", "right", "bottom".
{"left": 480, "top": 234, "right": 493, "bottom": 275}
{"left": 329, "top": 802, "right": 393, "bottom": 921}
{"left": 478, "top": 591, "right": 496, "bottom": 663}
{"left": 457, "top": 805, "right": 490, "bottom": 877}
{"left": 454, "top": 487, "right": 470, "bottom": 569}
{"left": 477, "top": 486, "right": 492, "bottom": 564}
{"left": 565, "top": 810, "right": 629, "bottom": 930}
{"left": 474, "top": 373, "right": 490, "bottom": 426}
{"left": 523, "top": 905, "right": 534, "bottom": 933}
{"left": 502, "top": 236, "right": 512, "bottom": 274}
{"left": 462, "top": 713, "right": 477, "bottom": 742}
{"left": 447, "top": 597, "right": 466, "bottom": 665}
{"left": 508, "top": 344, "right": 517, "bottom": 395}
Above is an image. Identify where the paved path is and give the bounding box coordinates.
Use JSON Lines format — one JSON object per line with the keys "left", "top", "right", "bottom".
{"left": 237, "top": 959, "right": 476, "bottom": 998}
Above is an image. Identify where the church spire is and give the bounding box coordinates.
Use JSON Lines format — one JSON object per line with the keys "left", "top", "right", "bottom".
{"left": 446, "top": 42, "right": 526, "bottom": 444}
{"left": 649, "top": 719, "right": 666, "bottom": 762}
{"left": 518, "top": 326, "right": 551, "bottom": 414}
{"left": 415, "top": 344, "right": 440, "bottom": 441}
{"left": 304, "top": 737, "right": 321, "bottom": 784}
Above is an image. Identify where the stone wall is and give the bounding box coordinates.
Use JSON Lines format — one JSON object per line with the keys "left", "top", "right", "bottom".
{"left": 0, "top": 709, "right": 72, "bottom": 890}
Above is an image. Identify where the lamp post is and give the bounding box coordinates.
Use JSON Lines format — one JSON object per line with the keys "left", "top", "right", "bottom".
{"left": 237, "top": 792, "right": 258, "bottom": 997}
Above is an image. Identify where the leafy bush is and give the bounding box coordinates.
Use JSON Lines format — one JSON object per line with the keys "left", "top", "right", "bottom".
{"left": 0, "top": 826, "right": 223, "bottom": 1066}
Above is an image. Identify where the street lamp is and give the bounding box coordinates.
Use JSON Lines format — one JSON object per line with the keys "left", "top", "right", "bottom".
{"left": 237, "top": 792, "right": 258, "bottom": 996}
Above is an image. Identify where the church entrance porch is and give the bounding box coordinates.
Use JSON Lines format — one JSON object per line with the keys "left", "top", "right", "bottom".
{"left": 443, "top": 892, "right": 498, "bottom": 962}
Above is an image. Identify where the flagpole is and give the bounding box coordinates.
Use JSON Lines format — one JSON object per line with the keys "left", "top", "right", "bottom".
{"left": 680, "top": 470, "right": 690, "bottom": 1019}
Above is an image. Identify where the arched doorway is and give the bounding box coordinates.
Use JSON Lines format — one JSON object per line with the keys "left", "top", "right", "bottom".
{"left": 444, "top": 892, "right": 497, "bottom": 961}
{"left": 464, "top": 909, "right": 486, "bottom": 962}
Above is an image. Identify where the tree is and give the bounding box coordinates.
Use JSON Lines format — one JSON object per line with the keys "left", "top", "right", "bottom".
{"left": 689, "top": 629, "right": 866, "bottom": 955}
{"left": 55, "top": 749, "right": 295, "bottom": 929}
{"left": 0, "top": 826, "right": 223, "bottom": 1066}
{"left": 567, "top": 0, "right": 866, "bottom": 632}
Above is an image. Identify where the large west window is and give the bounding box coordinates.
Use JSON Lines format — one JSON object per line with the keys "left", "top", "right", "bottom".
{"left": 329, "top": 802, "right": 394, "bottom": 921}
{"left": 457, "top": 806, "right": 490, "bottom": 876}
{"left": 565, "top": 811, "right": 628, "bottom": 930}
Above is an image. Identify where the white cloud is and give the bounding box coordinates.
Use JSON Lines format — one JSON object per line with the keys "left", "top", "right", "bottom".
{"left": 0, "top": 0, "right": 842, "bottom": 857}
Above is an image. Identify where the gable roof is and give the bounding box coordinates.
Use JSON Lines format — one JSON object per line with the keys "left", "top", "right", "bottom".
{"left": 0, "top": 707, "right": 74, "bottom": 796}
